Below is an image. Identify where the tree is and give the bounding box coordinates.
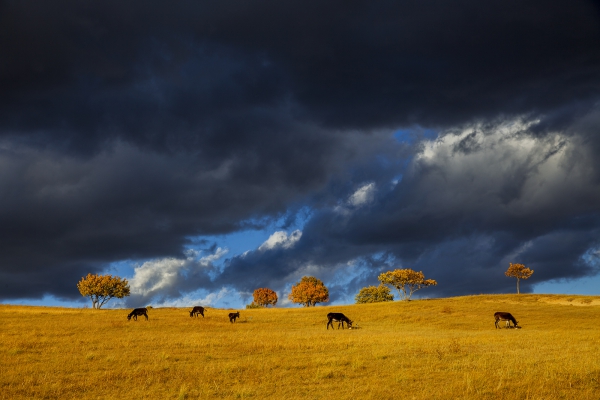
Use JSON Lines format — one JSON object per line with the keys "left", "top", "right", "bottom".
{"left": 253, "top": 287, "right": 278, "bottom": 307}
{"left": 355, "top": 284, "right": 394, "bottom": 304}
{"left": 288, "top": 276, "right": 329, "bottom": 307}
{"left": 505, "top": 263, "right": 534, "bottom": 294}
{"left": 77, "top": 273, "right": 131, "bottom": 309}
{"left": 378, "top": 268, "right": 437, "bottom": 301}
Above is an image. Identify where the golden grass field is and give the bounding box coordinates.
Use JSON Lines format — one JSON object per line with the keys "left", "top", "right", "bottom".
{"left": 1, "top": 294, "right": 599, "bottom": 400}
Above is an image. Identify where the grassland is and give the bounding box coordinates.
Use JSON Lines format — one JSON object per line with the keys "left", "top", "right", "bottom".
{"left": 1, "top": 294, "right": 599, "bottom": 399}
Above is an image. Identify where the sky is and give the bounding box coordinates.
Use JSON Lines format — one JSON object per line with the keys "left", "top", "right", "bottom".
{"left": 1, "top": 0, "right": 600, "bottom": 309}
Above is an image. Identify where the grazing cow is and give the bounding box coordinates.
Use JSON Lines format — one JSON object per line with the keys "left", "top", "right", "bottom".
{"left": 327, "top": 312, "right": 353, "bottom": 330}
{"left": 494, "top": 312, "right": 520, "bottom": 329}
{"left": 127, "top": 308, "right": 148, "bottom": 321}
{"left": 229, "top": 312, "right": 240, "bottom": 323}
{"left": 189, "top": 306, "right": 205, "bottom": 318}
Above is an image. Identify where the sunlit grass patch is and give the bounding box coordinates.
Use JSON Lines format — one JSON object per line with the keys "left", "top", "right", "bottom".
{"left": 0, "top": 295, "right": 599, "bottom": 399}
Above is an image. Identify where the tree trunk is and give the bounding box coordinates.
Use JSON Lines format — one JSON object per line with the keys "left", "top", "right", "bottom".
{"left": 516, "top": 278, "right": 520, "bottom": 294}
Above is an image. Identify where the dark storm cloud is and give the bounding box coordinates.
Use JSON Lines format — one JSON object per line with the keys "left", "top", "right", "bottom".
{"left": 216, "top": 113, "right": 600, "bottom": 301}
{"left": 2, "top": 0, "right": 599, "bottom": 146}
{"left": 0, "top": 123, "right": 378, "bottom": 300}
{"left": 1, "top": 0, "right": 600, "bottom": 301}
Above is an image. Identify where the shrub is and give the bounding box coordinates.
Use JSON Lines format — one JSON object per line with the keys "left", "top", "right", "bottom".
{"left": 355, "top": 284, "right": 394, "bottom": 304}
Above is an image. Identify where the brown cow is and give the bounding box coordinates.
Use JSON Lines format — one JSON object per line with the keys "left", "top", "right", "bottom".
{"left": 229, "top": 312, "right": 240, "bottom": 323}
{"left": 127, "top": 308, "right": 148, "bottom": 321}
{"left": 494, "top": 312, "right": 520, "bottom": 329}
{"left": 189, "top": 306, "right": 205, "bottom": 317}
{"left": 327, "top": 312, "right": 353, "bottom": 330}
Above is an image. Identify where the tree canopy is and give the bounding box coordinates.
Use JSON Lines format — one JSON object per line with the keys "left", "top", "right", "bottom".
{"left": 355, "top": 284, "right": 394, "bottom": 304}
{"left": 77, "top": 273, "right": 130, "bottom": 309}
{"left": 288, "top": 276, "right": 329, "bottom": 307}
{"left": 378, "top": 268, "right": 437, "bottom": 301}
{"left": 505, "top": 263, "right": 534, "bottom": 294}
{"left": 253, "top": 287, "right": 278, "bottom": 307}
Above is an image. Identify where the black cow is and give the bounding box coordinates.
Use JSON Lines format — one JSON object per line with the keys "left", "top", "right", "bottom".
{"left": 127, "top": 308, "right": 148, "bottom": 321}
{"left": 189, "top": 306, "right": 205, "bottom": 318}
{"left": 229, "top": 312, "right": 240, "bottom": 323}
{"left": 494, "top": 312, "right": 520, "bottom": 329}
{"left": 327, "top": 312, "right": 353, "bottom": 330}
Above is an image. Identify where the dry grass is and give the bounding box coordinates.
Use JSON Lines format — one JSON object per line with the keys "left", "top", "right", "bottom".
{"left": 1, "top": 294, "right": 599, "bottom": 399}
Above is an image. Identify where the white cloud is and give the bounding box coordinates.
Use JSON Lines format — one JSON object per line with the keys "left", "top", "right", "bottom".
{"left": 348, "top": 182, "right": 376, "bottom": 207}
{"left": 258, "top": 230, "right": 302, "bottom": 251}
{"left": 130, "top": 257, "right": 185, "bottom": 296}
{"left": 411, "top": 116, "right": 596, "bottom": 216}
{"left": 335, "top": 182, "right": 377, "bottom": 215}
{"left": 146, "top": 287, "right": 233, "bottom": 308}
{"left": 129, "top": 247, "right": 227, "bottom": 297}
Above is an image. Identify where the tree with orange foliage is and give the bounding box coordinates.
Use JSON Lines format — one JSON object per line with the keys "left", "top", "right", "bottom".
{"left": 253, "top": 287, "right": 278, "bottom": 307}
{"left": 77, "top": 273, "right": 131, "bottom": 309}
{"left": 505, "top": 263, "right": 534, "bottom": 294}
{"left": 378, "top": 268, "right": 437, "bottom": 301}
{"left": 288, "top": 276, "right": 329, "bottom": 307}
